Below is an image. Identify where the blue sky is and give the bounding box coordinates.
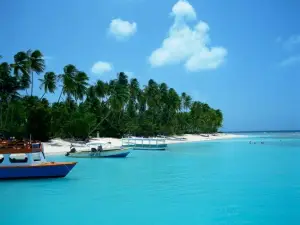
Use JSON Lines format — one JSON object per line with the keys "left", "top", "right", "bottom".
{"left": 1, "top": 0, "right": 300, "bottom": 131}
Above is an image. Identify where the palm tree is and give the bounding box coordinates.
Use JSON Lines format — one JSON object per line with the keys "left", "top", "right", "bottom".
{"left": 95, "top": 80, "right": 107, "bottom": 100}
{"left": 0, "top": 62, "right": 21, "bottom": 129}
{"left": 128, "top": 78, "right": 140, "bottom": 114}
{"left": 181, "top": 92, "right": 192, "bottom": 112}
{"left": 117, "top": 72, "right": 129, "bottom": 86}
{"left": 73, "top": 71, "right": 89, "bottom": 102}
{"left": 215, "top": 109, "right": 223, "bottom": 128}
{"left": 108, "top": 78, "right": 130, "bottom": 112}
{"left": 39, "top": 72, "right": 57, "bottom": 99}
{"left": 26, "top": 50, "right": 45, "bottom": 96}
{"left": 57, "top": 64, "right": 77, "bottom": 103}
{"left": 129, "top": 78, "right": 140, "bottom": 99}
{"left": 11, "top": 51, "right": 30, "bottom": 91}
{"left": 88, "top": 73, "right": 130, "bottom": 137}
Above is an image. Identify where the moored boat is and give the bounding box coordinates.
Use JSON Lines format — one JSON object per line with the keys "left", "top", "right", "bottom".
{"left": 121, "top": 137, "right": 168, "bottom": 150}
{"left": 65, "top": 141, "right": 131, "bottom": 158}
{"left": 0, "top": 140, "right": 77, "bottom": 180}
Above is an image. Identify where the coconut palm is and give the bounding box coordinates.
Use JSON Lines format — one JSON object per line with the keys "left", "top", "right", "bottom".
{"left": 73, "top": 71, "right": 89, "bottom": 102}
{"left": 0, "top": 62, "right": 20, "bottom": 100}
{"left": 129, "top": 78, "right": 140, "bottom": 99}
{"left": 108, "top": 79, "right": 130, "bottom": 112}
{"left": 11, "top": 51, "right": 30, "bottom": 91}
{"left": 88, "top": 74, "right": 130, "bottom": 136}
{"left": 181, "top": 92, "right": 192, "bottom": 112}
{"left": 39, "top": 72, "right": 57, "bottom": 99}
{"left": 26, "top": 50, "right": 45, "bottom": 96}
{"left": 128, "top": 78, "right": 140, "bottom": 114}
{"left": 57, "top": 64, "right": 77, "bottom": 103}
{"left": 168, "top": 88, "right": 181, "bottom": 111}
{"left": 95, "top": 80, "right": 107, "bottom": 100}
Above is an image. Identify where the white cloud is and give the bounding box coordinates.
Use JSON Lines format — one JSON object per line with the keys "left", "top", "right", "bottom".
{"left": 91, "top": 61, "right": 113, "bottom": 74}
{"left": 109, "top": 18, "right": 137, "bottom": 40}
{"left": 171, "top": 0, "right": 196, "bottom": 20}
{"left": 279, "top": 55, "right": 300, "bottom": 67}
{"left": 149, "top": 0, "right": 227, "bottom": 72}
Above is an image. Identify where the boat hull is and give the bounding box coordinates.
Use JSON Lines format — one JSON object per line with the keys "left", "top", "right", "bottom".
{"left": 66, "top": 148, "right": 130, "bottom": 158}
{"left": 0, "top": 162, "right": 77, "bottom": 180}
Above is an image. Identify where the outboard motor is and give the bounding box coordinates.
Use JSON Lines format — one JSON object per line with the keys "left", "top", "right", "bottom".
{"left": 97, "top": 145, "right": 103, "bottom": 152}
{"left": 65, "top": 144, "right": 76, "bottom": 156}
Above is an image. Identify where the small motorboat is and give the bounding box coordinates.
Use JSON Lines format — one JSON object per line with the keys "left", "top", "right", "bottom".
{"left": 0, "top": 140, "right": 77, "bottom": 180}
{"left": 65, "top": 141, "right": 131, "bottom": 158}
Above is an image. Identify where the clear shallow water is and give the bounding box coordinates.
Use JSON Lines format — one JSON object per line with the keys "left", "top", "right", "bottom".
{"left": 1, "top": 135, "right": 300, "bottom": 225}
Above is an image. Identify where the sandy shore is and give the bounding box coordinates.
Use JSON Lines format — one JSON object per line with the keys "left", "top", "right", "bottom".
{"left": 43, "top": 133, "right": 246, "bottom": 155}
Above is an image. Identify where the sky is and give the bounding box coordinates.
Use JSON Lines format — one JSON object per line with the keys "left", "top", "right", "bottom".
{"left": 1, "top": 0, "right": 300, "bottom": 131}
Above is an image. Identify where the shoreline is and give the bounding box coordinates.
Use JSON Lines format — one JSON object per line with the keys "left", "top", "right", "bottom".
{"left": 43, "top": 133, "right": 247, "bottom": 156}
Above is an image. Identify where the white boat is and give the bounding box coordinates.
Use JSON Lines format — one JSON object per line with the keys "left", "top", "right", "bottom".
{"left": 121, "top": 137, "right": 167, "bottom": 151}
{"left": 65, "top": 141, "right": 131, "bottom": 158}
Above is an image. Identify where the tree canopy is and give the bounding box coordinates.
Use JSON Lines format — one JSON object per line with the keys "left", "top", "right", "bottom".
{"left": 0, "top": 50, "right": 223, "bottom": 141}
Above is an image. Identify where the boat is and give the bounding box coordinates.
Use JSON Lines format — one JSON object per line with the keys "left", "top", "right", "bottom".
{"left": 121, "top": 137, "right": 168, "bottom": 150}
{"left": 65, "top": 141, "right": 131, "bottom": 158}
{"left": 0, "top": 140, "right": 77, "bottom": 180}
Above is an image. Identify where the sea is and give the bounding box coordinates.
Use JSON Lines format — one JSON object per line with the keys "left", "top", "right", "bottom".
{"left": 1, "top": 132, "right": 300, "bottom": 225}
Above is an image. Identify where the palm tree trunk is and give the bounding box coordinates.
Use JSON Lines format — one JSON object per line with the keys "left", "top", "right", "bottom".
{"left": 88, "top": 110, "right": 111, "bottom": 137}
{"left": 57, "top": 89, "right": 63, "bottom": 103}
{"left": 40, "top": 92, "right": 46, "bottom": 100}
{"left": 31, "top": 71, "right": 34, "bottom": 96}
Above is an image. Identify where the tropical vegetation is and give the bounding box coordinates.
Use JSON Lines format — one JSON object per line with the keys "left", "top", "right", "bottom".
{"left": 0, "top": 50, "right": 223, "bottom": 141}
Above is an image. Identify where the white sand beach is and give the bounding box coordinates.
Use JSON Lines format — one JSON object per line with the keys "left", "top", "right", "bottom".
{"left": 43, "top": 133, "right": 246, "bottom": 155}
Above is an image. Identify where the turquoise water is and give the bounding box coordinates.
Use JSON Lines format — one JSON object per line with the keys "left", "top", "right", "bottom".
{"left": 1, "top": 135, "right": 300, "bottom": 225}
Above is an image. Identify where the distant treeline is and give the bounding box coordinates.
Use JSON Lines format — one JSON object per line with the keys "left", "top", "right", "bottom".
{"left": 0, "top": 50, "right": 223, "bottom": 141}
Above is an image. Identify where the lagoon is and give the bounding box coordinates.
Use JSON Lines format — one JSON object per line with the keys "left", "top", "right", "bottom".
{"left": 1, "top": 135, "right": 300, "bottom": 225}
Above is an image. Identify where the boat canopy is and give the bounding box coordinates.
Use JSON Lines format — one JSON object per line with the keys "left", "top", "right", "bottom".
{"left": 0, "top": 141, "right": 43, "bottom": 154}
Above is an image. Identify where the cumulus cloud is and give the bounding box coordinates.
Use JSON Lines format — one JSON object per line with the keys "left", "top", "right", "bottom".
{"left": 91, "top": 61, "right": 113, "bottom": 74}
{"left": 170, "top": 0, "right": 196, "bottom": 20}
{"left": 109, "top": 18, "right": 137, "bottom": 40}
{"left": 149, "top": 0, "right": 227, "bottom": 72}
{"left": 279, "top": 55, "right": 300, "bottom": 67}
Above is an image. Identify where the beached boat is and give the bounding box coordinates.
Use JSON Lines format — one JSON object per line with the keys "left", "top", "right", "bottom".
{"left": 65, "top": 141, "right": 131, "bottom": 158}
{"left": 0, "top": 140, "right": 77, "bottom": 180}
{"left": 121, "top": 137, "right": 168, "bottom": 150}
